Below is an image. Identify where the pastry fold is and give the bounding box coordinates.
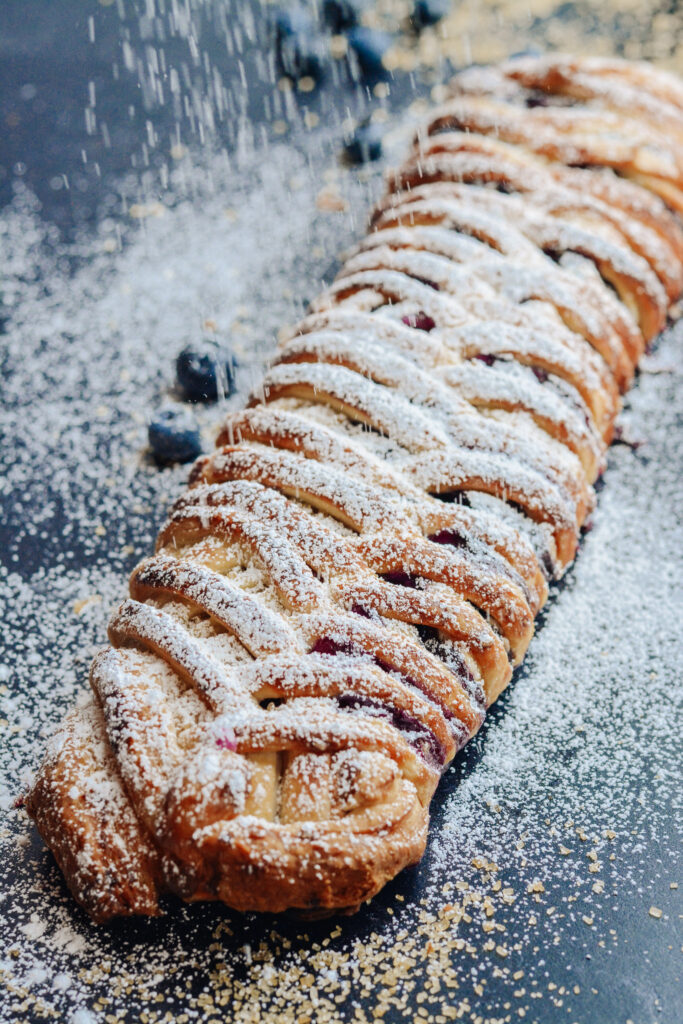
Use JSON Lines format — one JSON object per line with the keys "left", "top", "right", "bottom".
{"left": 27, "top": 54, "right": 683, "bottom": 920}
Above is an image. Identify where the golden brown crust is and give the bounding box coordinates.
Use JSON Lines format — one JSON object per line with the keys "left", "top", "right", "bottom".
{"left": 26, "top": 54, "right": 683, "bottom": 922}
{"left": 25, "top": 701, "right": 163, "bottom": 922}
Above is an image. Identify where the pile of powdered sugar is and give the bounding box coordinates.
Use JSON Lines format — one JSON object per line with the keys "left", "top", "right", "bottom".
{"left": 1, "top": 120, "right": 682, "bottom": 1024}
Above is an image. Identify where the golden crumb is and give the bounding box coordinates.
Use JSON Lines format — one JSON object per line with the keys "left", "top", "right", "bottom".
{"left": 316, "top": 186, "right": 349, "bottom": 212}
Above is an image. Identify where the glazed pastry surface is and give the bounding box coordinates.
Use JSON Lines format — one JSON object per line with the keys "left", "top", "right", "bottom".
{"left": 27, "top": 54, "right": 683, "bottom": 921}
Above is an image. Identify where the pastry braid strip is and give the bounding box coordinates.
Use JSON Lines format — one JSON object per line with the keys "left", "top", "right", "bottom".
{"left": 27, "top": 55, "right": 683, "bottom": 921}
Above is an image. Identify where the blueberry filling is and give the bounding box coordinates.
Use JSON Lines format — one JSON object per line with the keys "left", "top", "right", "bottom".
{"left": 428, "top": 528, "right": 467, "bottom": 549}
{"left": 350, "top": 602, "right": 373, "bottom": 619}
{"left": 311, "top": 637, "right": 355, "bottom": 658}
{"left": 540, "top": 548, "right": 555, "bottom": 578}
{"left": 415, "top": 623, "right": 440, "bottom": 645}
{"left": 380, "top": 570, "right": 419, "bottom": 588}
{"left": 417, "top": 629, "right": 486, "bottom": 710}
{"left": 311, "top": 635, "right": 453, "bottom": 720}
{"left": 531, "top": 366, "right": 549, "bottom": 384}
{"left": 543, "top": 247, "right": 563, "bottom": 264}
{"left": 336, "top": 693, "right": 446, "bottom": 768}
{"left": 216, "top": 733, "right": 237, "bottom": 752}
{"left": 401, "top": 312, "right": 436, "bottom": 332}
{"left": 474, "top": 353, "right": 497, "bottom": 366}
{"left": 259, "top": 697, "right": 285, "bottom": 709}
{"left": 431, "top": 491, "right": 471, "bottom": 506}
{"left": 411, "top": 275, "right": 441, "bottom": 291}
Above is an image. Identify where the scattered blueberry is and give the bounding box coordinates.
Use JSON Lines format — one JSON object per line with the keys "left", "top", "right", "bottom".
{"left": 272, "top": 6, "right": 314, "bottom": 41}
{"left": 346, "top": 26, "right": 392, "bottom": 80}
{"left": 176, "top": 341, "right": 237, "bottom": 402}
{"left": 412, "top": 0, "right": 450, "bottom": 29}
{"left": 148, "top": 406, "right": 202, "bottom": 464}
{"left": 278, "top": 31, "right": 328, "bottom": 82}
{"left": 322, "top": 0, "right": 366, "bottom": 32}
{"left": 344, "top": 119, "right": 383, "bottom": 163}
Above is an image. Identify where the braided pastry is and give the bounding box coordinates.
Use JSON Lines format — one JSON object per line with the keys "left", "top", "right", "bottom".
{"left": 27, "top": 54, "right": 683, "bottom": 921}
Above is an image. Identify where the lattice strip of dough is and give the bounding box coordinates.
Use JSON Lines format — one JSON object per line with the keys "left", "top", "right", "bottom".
{"left": 391, "top": 150, "right": 682, "bottom": 300}
{"left": 408, "top": 131, "right": 683, "bottom": 259}
{"left": 334, "top": 243, "right": 632, "bottom": 412}
{"left": 263, "top": 335, "right": 592, "bottom": 509}
{"left": 106, "top": 598, "right": 457, "bottom": 772}
{"left": 158, "top": 506, "right": 325, "bottom": 612}
{"left": 26, "top": 698, "right": 163, "bottom": 920}
{"left": 495, "top": 56, "right": 683, "bottom": 135}
{"left": 372, "top": 184, "right": 666, "bottom": 341}
{"left": 331, "top": 577, "right": 511, "bottom": 705}
{"left": 351, "top": 534, "right": 534, "bottom": 663}
{"left": 425, "top": 95, "right": 683, "bottom": 212}
{"left": 131, "top": 555, "right": 299, "bottom": 656}
{"left": 215, "top": 405, "right": 549, "bottom": 601}
{"left": 300, "top": 613, "right": 483, "bottom": 737}
{"left": 146, "top": 476, "right": 514, "bottom": 732}
{"left": 443, "top": 360, "right": 604, "bottom": 482}
{"left": 402, "top": 447, "right": 578, "bottom": 570}
{"left": 319, "top": 244, "right": 620, "bottom": 435}
{"left": 347, "top": 230, "right": 636, "bottom": 387}
{"left": 172, "top": 477, "right": 535, "bottom": 654}
{"left": 250, "top": 376, "right": 581, "bottom": 552}
{"left": 259, "top": 360, "right": 451, "bottom": 452}
{"left": 272, "top": 331, "right": 591, "bottom": 507}
{"left": 453, "top": 319, "right": 618, "bottom": 440}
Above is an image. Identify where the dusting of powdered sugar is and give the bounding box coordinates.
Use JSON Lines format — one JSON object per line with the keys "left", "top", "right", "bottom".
{"left": 1, "top": 73, "right": 682, "bottom": 1024}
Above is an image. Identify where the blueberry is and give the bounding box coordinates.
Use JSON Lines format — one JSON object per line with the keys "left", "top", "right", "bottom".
{"left": 412, "top": 0, "right": 450, "bottom": 29}
{"left": 322, "top": 0, "right": 367, "bottom": 32}
{"left": 346, "top": 26, "right": 392, "bottom": 80}
{"left": 148, "top": 406, "right": 202, "bottom": 464}
{"left": 344, "top": 119, "right": 383, "bottom": 163}
{"left": 272, "top": 6, "right": 314, "bottom": 41}
{"left": 278, "top": 31, "right": 328, "bottom": 82}
{"left": 176, "top": 341, "right": 236, "bottom": 402}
